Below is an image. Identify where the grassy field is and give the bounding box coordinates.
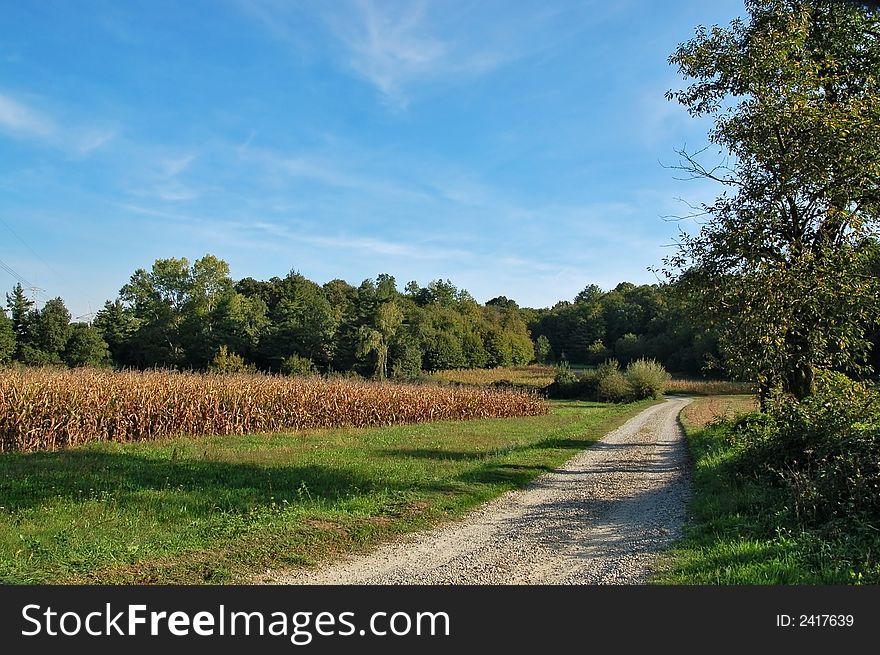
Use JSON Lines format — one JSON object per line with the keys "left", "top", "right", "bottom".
{"left": 655, "top": 394, "right": 879, "bottom": 584}
{"left": 0, "top": 398, "right": 656, "bottom": 584}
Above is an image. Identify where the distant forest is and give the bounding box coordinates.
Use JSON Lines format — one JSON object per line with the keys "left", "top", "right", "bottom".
{"left": 2, "top": 253, "right": 875, "bottom": 379}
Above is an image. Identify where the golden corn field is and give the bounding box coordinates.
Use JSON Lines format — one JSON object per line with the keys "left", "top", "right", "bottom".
{"left": 429, "top": 365, "right": 556, "bottom": 388}
{"left": 0, "top": 367, "right": 549, "bottom": 452}
{"left": 664, "top": 378, "right": 754, "bottom": 396}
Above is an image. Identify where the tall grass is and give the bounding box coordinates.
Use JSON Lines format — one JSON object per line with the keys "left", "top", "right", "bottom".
{"left": 0, "top": 367, "right": 548, "bottom": 452}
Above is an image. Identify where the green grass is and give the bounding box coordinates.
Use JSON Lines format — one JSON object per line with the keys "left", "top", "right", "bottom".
{"left": 0, "top": 398, "right": 656, "bottom": 584}
{"left": 654, "top": 396, "right": 879, "bottom": 584}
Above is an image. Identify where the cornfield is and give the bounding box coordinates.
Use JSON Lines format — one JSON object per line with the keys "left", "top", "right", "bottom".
{"left": 429, "top": 365, "right": 556, "bottom": 389}
{"left": 665, "top": 378, "right": 755, "bottom": 396}
{"left": 0, "top": 367, "right": 549, "bottom": 452}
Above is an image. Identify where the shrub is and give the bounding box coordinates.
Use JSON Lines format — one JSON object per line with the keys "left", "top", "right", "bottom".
{"left": 209, "top": 345, "right": 255, "bottom": 374}
{"left": 281, "top": 354, "right": 317, "bottom": 376}
{"left": 597, "top": 370, "right": 629, "bottom": 402}
{"left": 553, "top": 361, "right": 577, "bottom": 386}
{"left": 547, "top": 361, "right": 580, "bottom": 399}
{"left": 625, "top": 358, "right": 671, "bottom": 400}
{"left": 595, "top": 360, "right": 628, "bottom": 402}
{"left": 723, "top": 370, "right": 880, "bottom": 536}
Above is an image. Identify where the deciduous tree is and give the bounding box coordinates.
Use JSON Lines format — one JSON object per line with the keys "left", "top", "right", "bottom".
{"left": 665, "top": 0, "right": 880, "bottom": 399}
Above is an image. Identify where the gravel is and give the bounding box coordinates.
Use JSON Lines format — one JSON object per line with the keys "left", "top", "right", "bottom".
{"left": 268, "top": 397, "right": 693, "bottom": 585}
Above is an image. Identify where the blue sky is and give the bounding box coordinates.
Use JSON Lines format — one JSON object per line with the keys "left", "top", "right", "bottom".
{"left": 0, "top": 0, "right": 744, "bottom": 319}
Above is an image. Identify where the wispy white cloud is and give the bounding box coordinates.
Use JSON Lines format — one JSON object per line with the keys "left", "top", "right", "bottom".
{"left": 115, "top": 203, "right": 203, "bottom": 223}
{"left": 322, "top": 0, "right": 512, "bottom": 106}
{"left": 249, "top": 220, "right": 469, "bottom": 260}
{"left": 329, "top": 0, "right": 448, "bottom": 103}
{"left": 238, "top": 0, "right": 534, "bottom": 107}
{"left": 123, "top": 151, "right": 201, "bottom": 203}
{"left": 0, "top": 93, "right": 55, "bottom": 138}
{"left": 279, "top": 155, "right": 427, "bottom": 200}
{"left": 73, "top": 128, "right": 118, "bottom": 156}
{"left": 0, "top": 91, "right": 117, "bottom": 156}
{"left": 162, "top": 153, "right": 197, "bottom": 177}
{"left": 115, "top": 202, "right": 470, "bottom": 261}
{"left": 237, "top": 144, "right": 431, "bottom": 203}
{"left": 153, "top": 182, "right": 200, "bottom": 202}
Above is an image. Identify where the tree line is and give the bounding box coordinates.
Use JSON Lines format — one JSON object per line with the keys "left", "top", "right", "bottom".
{"left": 0, "top": 254, "right": 731, "bottom": 378}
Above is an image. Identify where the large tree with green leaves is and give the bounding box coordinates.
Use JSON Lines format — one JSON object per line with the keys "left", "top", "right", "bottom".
{"left": 665, "top": 0, "right": 880, "bottom": 399}
{"left": 64, "top": 322, "right": 111, "bottom": 368}
{"left": 6, "top": 283, "right": 33, "bottom": 359}
{"left": 0, "top": 308, "right": 14, "bottom": 364}
{"left": 20, "top": 297, "right": 72, "bottom": 365}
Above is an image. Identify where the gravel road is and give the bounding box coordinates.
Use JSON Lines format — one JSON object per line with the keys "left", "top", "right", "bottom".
{"left": 270, "top": 397, "right": 692, "bottom": 585}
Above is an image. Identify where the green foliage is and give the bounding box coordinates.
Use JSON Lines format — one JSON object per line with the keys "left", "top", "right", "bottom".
{"left": 17, "top": 297, "right": 72, "bottom": 366}
{"left": 663, "top": 386, "right": 880, "bottom": 585}
{"left": 660, "top": 406, "right": 880, "bottom": 584}
{"left": 710, "top": 371, "right": 880, "bottom": 555}
{"left": 548, "top": 358, "right": 671, "bottom": 403}
{"left": 762, "top": 372, "right": 880, "bottom": 532}
{"left": 260, "top": 273, "right": 335, "bottom": 371}
{"left": 92, "top": 300, "right": 141, "bottom": 367}
{"left": 280, "top": 353, "right": 317, "bottom": 376}
{"left": 554, "top": 361, "right": 578, "bottom": 386}
{"left": 596, "top": 360, "right": 629, "bottom": 403}
{"left": 389, "top": 338, "right": 423, "bottom": 379}
{"left": 0, "top": 309, "right": 14, "bottom": 364}
{"left": 535, "top": 334, "right": 552, "bottom": 364}
{"left": 0, "top": 253, "right": 722, "bottom": 386}
{"left": 530, "top": 282, "right": 720, "bottom": 376}
{"left": 208, "top": 345, "right": 255, "bottom": 374}
{"left": 614, "top": 332, "right": 647, "bottom": 365}
{"left": 5, "top": 284, "right": 33, "bottom": 357}
{"left": 119, "top": 255, "right": 235, "bottom": 368}
{"left": 665, "top": 1, "right": 880, "bottom": 398}
{"left": 63, "top": 323, "right": 111, "bottom": 368}
{"left": 624, "top": 358, "right": 671, "bottom": 400}
{"left": 585, "top": 339, "right": 609, "bottom": 364}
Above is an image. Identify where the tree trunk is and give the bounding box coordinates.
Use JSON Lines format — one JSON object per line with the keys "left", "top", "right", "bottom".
{"left": 785, "top": 362, "right": 815, "bottom": 400}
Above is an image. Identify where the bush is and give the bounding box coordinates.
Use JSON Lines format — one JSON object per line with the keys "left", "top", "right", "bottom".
{"left": 725, "top": 370, "right": 880, "bottom": 537}
{"left": 281, "top": 354, "right": 317, "bottom": 376}
{"left": 547, "top": 358, "right": 671, "bottom": 404}
{"left": 209, "top": 345, "right": 255, "bottom": 374}
{"left": 547, "top": 362, "right": 579, "bottom": 398}
{"left": 624, "top": 358, "right": 671, "bottom": 400}
{"left": 597, "top": 369, "right": 629, "bottom": 402}
{"left": 553, "top": 361, "right": 577, "bottom": 385}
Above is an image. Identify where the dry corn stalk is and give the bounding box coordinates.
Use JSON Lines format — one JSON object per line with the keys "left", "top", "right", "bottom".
{"left": 0, "top": 367, "right": 549, "bottom": 452}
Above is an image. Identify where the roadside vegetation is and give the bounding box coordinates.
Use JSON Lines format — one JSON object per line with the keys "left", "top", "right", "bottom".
{"left": 547, "top": 358, "right": 671, "bottom": 403}
{"left": 657, "top": 376, "right": 880, "bottom": 584}
{"left": 653, "top": 1, "right": 880, "bottom": 585}
{"left": 0, "top": 398, "right": 655, "bottom": 584}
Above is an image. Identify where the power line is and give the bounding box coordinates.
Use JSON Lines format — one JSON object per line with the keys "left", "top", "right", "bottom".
{"left": 0, "top": 217, "right": 59, "bottom": 279}
{"left": 0, "top": 257, "right": 49, "bottom": 307}
{"left": 0, "top": 256, "right": 33, "bottom": 289}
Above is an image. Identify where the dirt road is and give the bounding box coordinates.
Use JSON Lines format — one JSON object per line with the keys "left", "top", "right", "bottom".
{"left": 269, "top": 397, "right": 692, "bottom": 585}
